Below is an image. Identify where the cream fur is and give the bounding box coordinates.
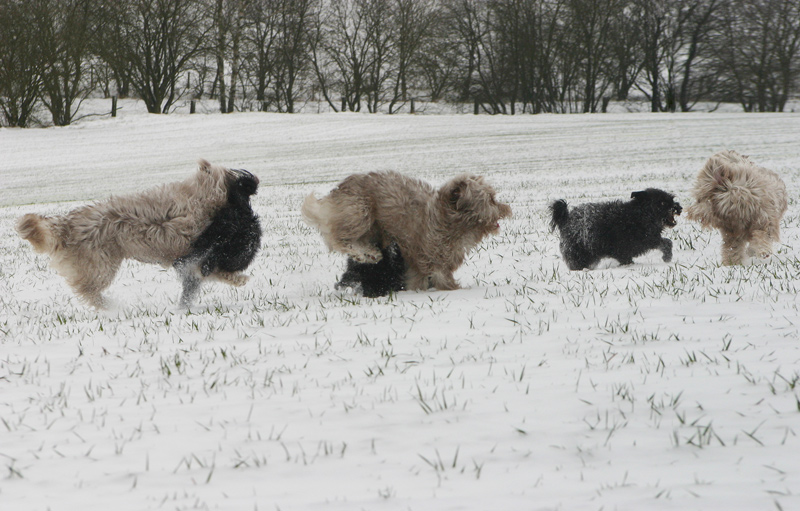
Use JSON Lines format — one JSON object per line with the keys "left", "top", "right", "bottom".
{"left": 686, "top": 150, "right": 787, "bottom": 265}
{"left": 302, "top": 171, "right": 512, "bottom": 291}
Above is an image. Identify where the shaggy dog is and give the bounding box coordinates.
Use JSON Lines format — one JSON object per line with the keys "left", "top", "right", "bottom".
{"left": 173, "top": 168, "right": 262, "bottom": 306}
{"left": 302, "top": 171, "right": 512, "bottom": 291}
{"left": 686, "top": 150, "right": 787, "bottom": 265}
{"left": 550, "top": 189, "right": 682, "bottom": 270}
{"left": 16, "top": 160, "right": 247, "bottom": 308}
{"left": 335, "top": 242, "right": 406, "bottom": 297}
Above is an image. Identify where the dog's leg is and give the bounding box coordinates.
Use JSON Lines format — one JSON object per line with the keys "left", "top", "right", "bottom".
{"left": 175, "top": 259, "right": 203, "bottom": 307}
{"left": 66, "top": 254, "right": 120, "bottom": 309}
{"left": 747, "top": 229, "right": 773, "bottom": 259}
{"left": 562, "top": 247, "right": 596, "bottom": 271}
{"left": 430, "top": 271, "right": 460, "bottom": 291}
{"left": 659, "top": 238, "right": 673, "bottom": 262}
{"left": 720, "top": 230, "right": 747, "bottom": 265}
{"left": 404, "top": 267, "right": 431, "bottom": 291}
{"left": 770, "top": 219, "right": 781, "bottom": 242}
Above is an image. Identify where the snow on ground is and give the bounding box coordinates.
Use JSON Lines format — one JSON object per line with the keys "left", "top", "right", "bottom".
{"left": 1, "top": 102, "right": 799, "bottom": 510}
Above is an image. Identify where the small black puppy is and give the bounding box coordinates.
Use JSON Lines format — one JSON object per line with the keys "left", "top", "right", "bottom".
{"left": 549, "top": 188, "right": 682, "bottom": 270}
{"left": 335, "top": 242, "right": 406, "bottom": 297}
{"left": 174, "top": 168, "right": 262, "bottom": 305}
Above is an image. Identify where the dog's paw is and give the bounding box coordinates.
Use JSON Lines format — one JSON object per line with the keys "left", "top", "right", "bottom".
{"left": 211, "top": 271, "right": 249, "bottom": 287}
{"left": 228, "top": 274, "right": 249, "bottom": 287}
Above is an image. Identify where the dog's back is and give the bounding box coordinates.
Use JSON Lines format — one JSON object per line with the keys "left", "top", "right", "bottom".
{"left": 688, "top": 150, "right": 787, "bottom": 231}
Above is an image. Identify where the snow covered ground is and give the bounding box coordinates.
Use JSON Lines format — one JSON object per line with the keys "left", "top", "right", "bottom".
{"left": 1, "top": 102, "right": 799, "bottom": 510}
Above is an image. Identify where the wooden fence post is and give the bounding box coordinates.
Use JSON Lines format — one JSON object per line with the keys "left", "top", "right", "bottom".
{"left": 190, "top": 100, "right": 196, "bottom": 114}
{"left": 111, "top": 96, "right": 117, "bottom": 117}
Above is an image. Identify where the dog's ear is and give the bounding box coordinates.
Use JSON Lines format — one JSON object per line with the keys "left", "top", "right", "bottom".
{"left": 443, "top": 176, "right": 472, "bottom": 210}
{"left": 630, "top": 190, "right": 648, "bottom": 200}
{"left": 198, "top": 159, "right": 212, "bottom": 174}
{"left": 712, "top": 165, "right": 733, "bottom": 186}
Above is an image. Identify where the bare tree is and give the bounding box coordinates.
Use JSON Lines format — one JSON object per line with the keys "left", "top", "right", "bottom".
{"left": 770, "top": 0, "right": 800, "bottom": 111}
{"left": 0, "top": 0, "right": 41, "bottom": 127}
{"left": 386, "top": 0, "right": 436, "bottom": 113}
{"left": 211, "top": 0, "right": 247, "bottom": 113}
{"left": 445, "top": 0, "right": 483, "bottom": 103}
{"left": 416, "top": 6, "right": 460, "bottom": 102}
{"left": 314, "top": 0, "right": 378, "bottom": 112}
{"left": 97, "top": 0, "right": 208, "bottom": 114}
{"left": 632, "top": 0, "right": 669, "bottom": 111}
{"left": 674, "top": 0, "right": 720, "bottom": 111}
{"left": 33, "top": 0, "right": 97, "bottom": 125}
{"left": 567, "top": 0, "right": 622, "bottom": 112}
{"left": 242, "top": 0, "right": 280, "bottom": 110}
{"left": 608, "top": 3, "right": 644, "bottom": 101}
{"left": 273, "top": 0, "right": 317, "bottom": 112}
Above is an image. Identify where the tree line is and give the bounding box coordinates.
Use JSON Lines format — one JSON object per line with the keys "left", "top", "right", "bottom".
{"left": 1, "top": 0, "right": 799, "bottom": 127}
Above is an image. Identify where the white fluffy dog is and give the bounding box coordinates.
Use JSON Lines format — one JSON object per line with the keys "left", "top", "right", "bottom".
{"left": 686, "top": 150, "right": 788, "bottom": 265}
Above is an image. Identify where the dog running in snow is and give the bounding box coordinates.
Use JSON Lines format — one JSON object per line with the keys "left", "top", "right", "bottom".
{"left": 686, "top": 150, "right": 787, "bottom": 265}
{"left": 173, "top": 168, "right": 262, "bottom": 306}
{"left": 16, "top": 160, "right": 255, "bottom": 308}
{"left": 334, "top": 242, "right": 406, "bottom": 297}
{"left": 302, "top": 171, "right": 512, "bottom": 292}
{"left": 550, "top": 189, "right": 682, "bottom": 270}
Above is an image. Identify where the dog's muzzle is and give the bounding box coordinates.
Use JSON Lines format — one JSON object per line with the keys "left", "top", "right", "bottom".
{"left": 666, "top": 202, "right": 682, "bottom": 227}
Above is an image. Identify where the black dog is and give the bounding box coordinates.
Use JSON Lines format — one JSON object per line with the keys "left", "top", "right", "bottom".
{"left": 335, "top": 242, "right": 406, "bottom": 297}
{"left": 174, "top": 168, "right": 262, "bottom": 305}
{"left": 549, "top": 188, "right": 682, "bottom": 270}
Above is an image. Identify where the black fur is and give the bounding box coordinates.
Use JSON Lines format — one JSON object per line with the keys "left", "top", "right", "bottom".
{"left": 335, "top": 242, "right": 406, "bottom": 297}
{"left": 549, "top": 188, "right": 682, "bottom": 270}
{"left": 174, "top": 169, "right": 262, "bottom": 305}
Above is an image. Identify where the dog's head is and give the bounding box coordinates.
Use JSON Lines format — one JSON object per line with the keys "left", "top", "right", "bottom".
{"left": 631, "top": 188, "right": 682, "bottom": 228}
{"left": 224, "top": 168, "right": 260, "bottom": 208}
{"left": 440, "top": 174, "right": 512, "bottom": 236}
{"left": 230, "top": 168, "right": 259, "bottom": 196}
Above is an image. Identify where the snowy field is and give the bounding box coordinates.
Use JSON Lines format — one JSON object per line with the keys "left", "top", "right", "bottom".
{"left": 1, "top": 102, "right": 800, "bottom": 511}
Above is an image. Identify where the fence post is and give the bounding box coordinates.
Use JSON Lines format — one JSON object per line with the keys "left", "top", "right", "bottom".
{"left": 111, "top": 96, "right": 117, "bottom": 117}
{"left": 341, "top": 97, "right": 346, "bottom": 112}
{"left": 410, "top": 97, "right": 415, "bottom": 114}
{"left": 190, "top": 100, "right": 196, "bottom": 114}
{"left": 473, "top": 99, "right": 479, "bottom": 115}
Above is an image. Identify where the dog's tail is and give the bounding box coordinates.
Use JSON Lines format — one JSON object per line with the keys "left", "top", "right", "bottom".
{"left": 301, "top": 193, "right": 327, "bottom": 231}
{"left": 549, "top": 200, "right": 569, "bottom": 232}
{"left": 17, "top": 214, "right": 60, "bottom": 254}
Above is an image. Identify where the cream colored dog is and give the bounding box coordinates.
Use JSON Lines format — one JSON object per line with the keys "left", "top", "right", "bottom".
{"left": 686, "top": 150, "right": 787, "bottom": 265}
{"left": 302, "top": 171, "right": 512, "bottom": 291}
{"left": 17, "top": 160, "right": 245, "bottom": 307}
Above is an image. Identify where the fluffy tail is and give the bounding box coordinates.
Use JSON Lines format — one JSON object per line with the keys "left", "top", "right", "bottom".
{"left": 17, "top": 214, "right": 59, "bottom": 254}
{"left": 301, "top": 193, "right": 325, "bottom": 230}
{"left": 549, "top": 200, "right": 569, "bottom": 232}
